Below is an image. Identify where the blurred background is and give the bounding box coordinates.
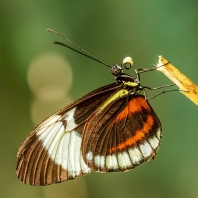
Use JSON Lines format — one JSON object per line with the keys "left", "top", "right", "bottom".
{"left": 1, "top": 1, "right": 198, "bottom": 198}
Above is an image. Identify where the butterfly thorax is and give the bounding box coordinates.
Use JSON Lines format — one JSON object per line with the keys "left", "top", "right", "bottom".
{"left": 111, "top": 64, "right": 143, "bottom": 95}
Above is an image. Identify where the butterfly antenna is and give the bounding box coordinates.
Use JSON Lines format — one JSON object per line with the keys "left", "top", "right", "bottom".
{"left": 47, "top": 29, "right": 111, "bottom": 68}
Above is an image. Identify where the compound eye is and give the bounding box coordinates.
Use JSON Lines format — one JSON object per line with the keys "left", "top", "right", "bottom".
{"left": 111, "top": 64, "right": 123, "bottom": 75}
{"left": 123, "top": 57, "right": 134, "bottom": 70}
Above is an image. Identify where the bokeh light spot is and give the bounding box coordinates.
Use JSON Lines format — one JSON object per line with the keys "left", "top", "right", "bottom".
{"left": 27, "top": 52, "right": 73, "bottom": 125}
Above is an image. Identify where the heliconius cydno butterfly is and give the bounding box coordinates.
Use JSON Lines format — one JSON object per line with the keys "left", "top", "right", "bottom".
{"left": 16, "top": 30, "right": 172, "bottom": 186}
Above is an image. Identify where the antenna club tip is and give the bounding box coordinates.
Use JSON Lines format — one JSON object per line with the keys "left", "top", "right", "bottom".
{"left": 123, "top": 57, "right": 134, "bottom": 65}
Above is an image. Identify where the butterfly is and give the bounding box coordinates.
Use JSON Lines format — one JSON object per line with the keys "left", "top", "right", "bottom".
{"left": 16, "top": 32, "right": 162, "bottom": 186}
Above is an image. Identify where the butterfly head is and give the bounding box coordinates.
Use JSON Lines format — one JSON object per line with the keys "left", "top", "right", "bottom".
{"left": 111, "top": 56, "right": 134, "bottom": 76}
{"left": 111, "top": 64, "right": 123, "bottom": 76}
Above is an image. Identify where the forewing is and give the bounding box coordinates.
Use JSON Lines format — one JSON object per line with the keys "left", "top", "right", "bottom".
{"left": 16, "top": 83, "right": 120, "bottom": 185}
{"left": 82, "top": 95, "right": 162, "bottom": 172}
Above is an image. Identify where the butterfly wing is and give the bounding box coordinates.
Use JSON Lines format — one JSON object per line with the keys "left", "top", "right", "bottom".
{"left": 82, "top": 94, "right": 162, "bottom": 172}
{"left": 16, "top": 83, "right": 121, "bottom": 185}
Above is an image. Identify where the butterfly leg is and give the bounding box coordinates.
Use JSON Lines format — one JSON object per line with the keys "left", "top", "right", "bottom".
{"left": 147, "top": 89, "right": 183, "bottom": 100}
{"left": 135, "top": 67, "right": 157, "bottom": 82}
{"left": 143, "top": 84, "right": 176, "bottom": 90}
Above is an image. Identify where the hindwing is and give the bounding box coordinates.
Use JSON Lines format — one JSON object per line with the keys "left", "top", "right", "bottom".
{"left": 82, "top": 94, "right": 162, "bottom": 172}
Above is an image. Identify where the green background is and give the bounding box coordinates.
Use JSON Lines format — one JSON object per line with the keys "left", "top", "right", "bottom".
{"left": 1, "top": 1, "right": 198, "bottom": 198}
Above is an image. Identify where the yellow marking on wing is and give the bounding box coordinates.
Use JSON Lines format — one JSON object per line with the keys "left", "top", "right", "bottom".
{"left": 98, "top": 89, "right": 129, "bottom": 113}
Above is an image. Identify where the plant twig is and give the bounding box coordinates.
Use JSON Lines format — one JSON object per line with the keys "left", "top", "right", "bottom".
{"left": 157, "top": 55, "right": 198, "bottom": 106}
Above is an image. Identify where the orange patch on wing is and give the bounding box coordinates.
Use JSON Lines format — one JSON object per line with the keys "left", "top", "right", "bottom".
{"left": 115, "top": 97, "right": 151, "bottom": 122}
{"left": 109, "top": 115, "right": 154, "bottom": 153}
